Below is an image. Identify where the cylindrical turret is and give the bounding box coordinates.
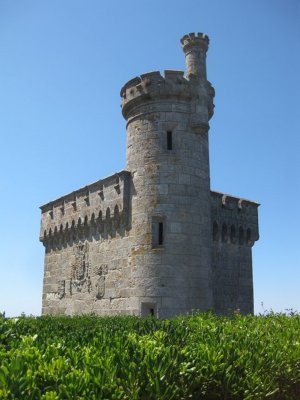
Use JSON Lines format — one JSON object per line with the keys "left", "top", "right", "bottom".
{"left": 181, "top": 32, "right": 209, "bottom": 80}
{"left": 120, "top": 33, "right": 215, "bottom": 318}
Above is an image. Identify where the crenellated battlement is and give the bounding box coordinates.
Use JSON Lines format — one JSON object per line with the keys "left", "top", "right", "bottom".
{"left": 40, "top": 170, "right": 131, "bottom": 249}
{"left": 40, "top": 32, "right": 260, "bottom": 318}
{"left": 210, "top": 191, "right": 259, "bottom": 247}
{"left": 180, "top": 32, "right": 209, "bottom": 51}
{"left": 120, "top": 70, "right": 215, "bottom": 121}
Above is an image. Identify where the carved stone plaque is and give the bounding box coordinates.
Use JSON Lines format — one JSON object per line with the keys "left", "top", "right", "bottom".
{"left": 57, "top": 280, "right": 65, "bottom": 299}
{"left": 95, "top": 264, "right": 108, "bottom": 299}
{"left": 70, "top": 241, "right": 91, "bottom": 294}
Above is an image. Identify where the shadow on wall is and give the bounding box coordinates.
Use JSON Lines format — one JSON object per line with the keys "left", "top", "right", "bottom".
{"left": 213, "top": 221, "right": 254, "bottom": 246}
{"left": 43, "top": 206, "right": 131, "bottom": 253}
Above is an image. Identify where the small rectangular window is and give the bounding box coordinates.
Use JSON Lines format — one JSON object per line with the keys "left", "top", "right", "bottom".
{"left": 141, "top": 302, "right": 157, "bottom": 317}
{"left": 167, "top": 131, "right": 172, "bottom": 150}
{"left": 152, "top": 216, "right": 166, "bottom": 248}
{"left": 158, "top": 222, "right": 164, "bottom": 245}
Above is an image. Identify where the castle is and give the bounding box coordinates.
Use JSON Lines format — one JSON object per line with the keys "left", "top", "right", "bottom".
{"left": 40, "top": 33, "right": 259, "bottom": 317}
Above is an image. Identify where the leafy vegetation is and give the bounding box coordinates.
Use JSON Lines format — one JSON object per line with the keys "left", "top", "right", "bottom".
{"left": 0, "top": 312, "right": 299, "bottom": 399}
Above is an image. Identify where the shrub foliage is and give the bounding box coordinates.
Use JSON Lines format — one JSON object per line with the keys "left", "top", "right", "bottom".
{"left": 0, "top": 312, "right": 299, "bottom": 399}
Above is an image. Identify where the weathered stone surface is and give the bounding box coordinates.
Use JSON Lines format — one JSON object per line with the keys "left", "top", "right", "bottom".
{"left": 40, "top": 32, "right": 259, "bottom": 317}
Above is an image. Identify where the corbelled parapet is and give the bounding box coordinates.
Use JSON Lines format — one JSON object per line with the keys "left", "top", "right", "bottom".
{"left": 210, "top": 191, "right": 260, "bottom": 246}
{"left": 121, "top": 70, "right": 189, "bottom": 120}
{"left": 120, "top": 70, "right": 214, "bottom": 130}
{"left": 40, "top": 170, "right": 131, "bottom": 250}
{"left": 181, "top": 32, "right": 209, "bottom": 49}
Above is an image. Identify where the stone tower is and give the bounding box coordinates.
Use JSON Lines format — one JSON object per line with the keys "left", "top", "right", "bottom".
{"left": 40, "top": 33, "right": 259, "bottom": 317}
{"left": 121, "top": 33, "right": 215, "bottom": 317}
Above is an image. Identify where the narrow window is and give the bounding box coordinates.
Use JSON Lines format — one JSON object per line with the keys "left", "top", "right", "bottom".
{"left": 141, "top": 302, "right": 157, "bottom": 317}
{"left": 246, "top": 228, "right": 251, "bottom": 244}
{"left": 222, "top": 223, "right": 228, "bottom": 242}
{"left": 158, "top": 222, "right": 164, "bottom": 245}
{"left": 239, "top": 227, "right": 244, "bottom": 245}
{"left": 213, "top": 221, "right": 219, "bottom": 241}
{"left": 152, "top": 216, "right": 166, "bottom": 248}
{"left": 230, "top": 225, "right": 236, "bottom": 244}
{"left": 167, "top": 131, "right": 172, "bottom": 150}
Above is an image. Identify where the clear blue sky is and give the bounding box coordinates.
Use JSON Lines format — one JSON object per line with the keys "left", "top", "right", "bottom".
{"left": 0, "top": 0, "right": 299, "bottom": 316}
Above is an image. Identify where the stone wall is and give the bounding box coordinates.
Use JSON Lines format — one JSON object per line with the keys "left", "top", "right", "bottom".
{"left": 121, "top": 36, "right": 215, "bottom": 318}
{"left": 40, "top": 32, "right": 260, "bottom": 317}
{"left": 40, "top": 171, "right": 138, "bottom": 315}
{"left": 210, "top": 191, "right": 259, "bottom": 314}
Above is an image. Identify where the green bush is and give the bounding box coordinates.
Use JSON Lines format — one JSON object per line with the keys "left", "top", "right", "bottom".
{"left": 0, "top": 312, "right": 299, "bottom": 399}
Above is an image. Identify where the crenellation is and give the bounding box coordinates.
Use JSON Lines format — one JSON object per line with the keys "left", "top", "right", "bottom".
{"left": 120, "top": 70, "right": 203, "bottom": 121}
{"left": 210, "top": 190, "right": 259, "bottom": 314}
{"left": 40, "top": 170, "right": 131, "bottom": 244}
{"left": 40, "top": 32, "right": 259, "bottom": 317}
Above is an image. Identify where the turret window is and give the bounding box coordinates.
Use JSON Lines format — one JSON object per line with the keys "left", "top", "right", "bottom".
{"left": 152, "top": 216, "right": 166, "bottom": 248}
{"left": 158, "top": 222, "right": 164, "bottom": 245}
{"left": 167, "top": 131, "right": 173, "bottom": 150}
